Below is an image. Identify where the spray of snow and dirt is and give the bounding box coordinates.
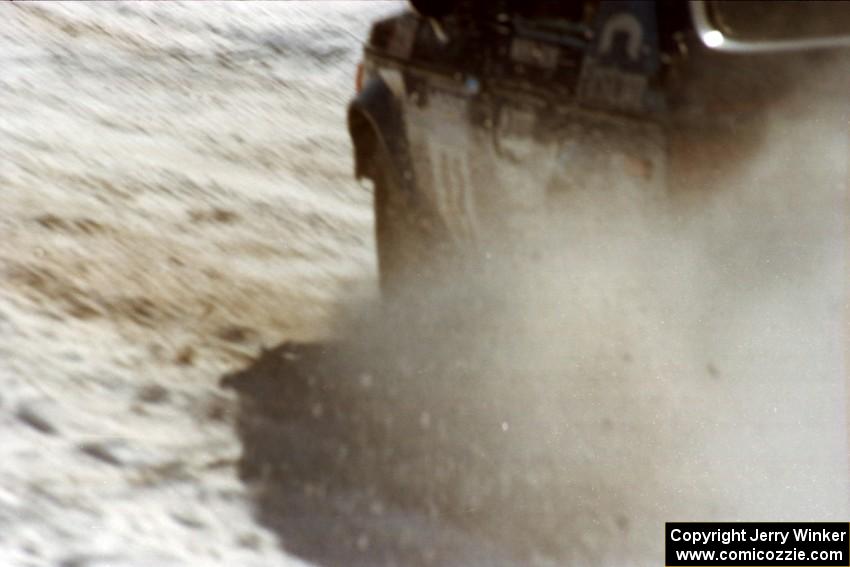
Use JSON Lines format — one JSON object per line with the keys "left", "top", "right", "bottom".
{"left": 1, "top": 3, "right": 848, "bottom": 567}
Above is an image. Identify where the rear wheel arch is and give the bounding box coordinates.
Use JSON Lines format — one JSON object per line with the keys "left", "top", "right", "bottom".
{"left": 347, "top": 77, "right": 450, "bottom": 297}
{"left": 347, "top": 77, "right": 404, "bottom": 182}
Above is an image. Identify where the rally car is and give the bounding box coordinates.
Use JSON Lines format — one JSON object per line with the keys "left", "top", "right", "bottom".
{"left": 348, "top": 0, "right": 850, "bottom": 294}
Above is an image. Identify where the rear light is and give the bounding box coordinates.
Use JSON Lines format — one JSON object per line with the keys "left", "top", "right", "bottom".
{"left": 355, "top": 62, "right": 364, "bottom": 93}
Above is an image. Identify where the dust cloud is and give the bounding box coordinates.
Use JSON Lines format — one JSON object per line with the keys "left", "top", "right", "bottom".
{"left": 256, "top": 41, "right": 850, "bottom": 565}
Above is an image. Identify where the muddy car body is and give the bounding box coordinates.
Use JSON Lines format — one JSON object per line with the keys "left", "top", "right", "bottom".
{"left": 347, "top": 1, "right": 850, "bottom": 291}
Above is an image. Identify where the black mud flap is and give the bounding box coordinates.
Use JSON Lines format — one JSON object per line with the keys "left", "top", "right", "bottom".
{"left": 348, "top": 77, "right": 417, "bottom": 196}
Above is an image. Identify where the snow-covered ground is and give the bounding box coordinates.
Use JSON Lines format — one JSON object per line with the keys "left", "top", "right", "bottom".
{"left": 0, "top": 3, "right": 399, "bottom": 565}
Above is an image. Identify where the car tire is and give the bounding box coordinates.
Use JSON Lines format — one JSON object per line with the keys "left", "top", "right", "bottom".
{"left": 371, "top": 150, "right": 442, "bottom": 300}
